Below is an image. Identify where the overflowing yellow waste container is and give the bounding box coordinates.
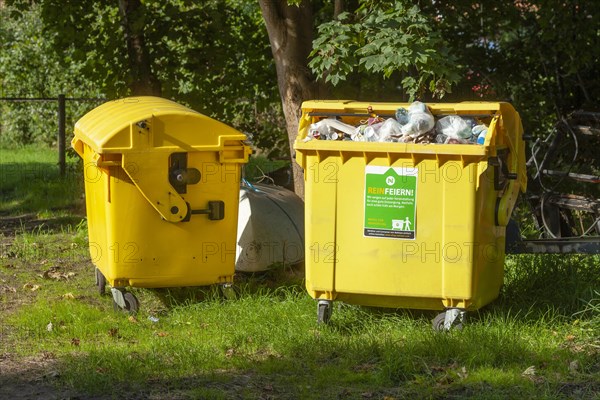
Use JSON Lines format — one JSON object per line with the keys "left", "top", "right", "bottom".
{"left": 72, "top": 97, "right": 251, "bottom": 312}
{"left": 294, "top": 101, "right": 526, "bottom": 329}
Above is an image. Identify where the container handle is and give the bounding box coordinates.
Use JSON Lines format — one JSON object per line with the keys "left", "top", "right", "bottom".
{"left": 184, "top": 201, "right": 225, "bottom": 221}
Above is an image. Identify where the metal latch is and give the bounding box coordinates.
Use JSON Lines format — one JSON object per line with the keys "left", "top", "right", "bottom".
{"left": 183, "top": 201, "right": 225, "bottom": 221}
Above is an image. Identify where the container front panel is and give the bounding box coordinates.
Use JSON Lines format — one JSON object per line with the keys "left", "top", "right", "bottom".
{"left": 90, "top": 150, "right": 241, "bottom": 288}
{"left": 302, "top": 151, "right": 505, "bottom": 311}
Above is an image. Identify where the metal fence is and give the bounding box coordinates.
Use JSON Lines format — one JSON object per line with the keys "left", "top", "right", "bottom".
{"left": 0, "top": 95, "right": 105, "bottom": 176}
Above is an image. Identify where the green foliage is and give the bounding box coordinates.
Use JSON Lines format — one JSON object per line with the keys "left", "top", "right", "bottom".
{"left": 0, "top": 4, "right": 103, "bottom": 146}
{"left": 309, "top": 1, "right": 461, "bottom": 100}
{"left": 25, "top": 0, "right": 286, "bottom": 156}
{"left": 428, "top": 0, "right": 600, "bottom": 138}
{"left": 2, "top": 0, "right": 286, "bottom": 155}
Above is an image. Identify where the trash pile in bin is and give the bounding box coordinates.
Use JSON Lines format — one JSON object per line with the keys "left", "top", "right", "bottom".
{"left": 304, "top": 101, "right": 489, "bottom": 145}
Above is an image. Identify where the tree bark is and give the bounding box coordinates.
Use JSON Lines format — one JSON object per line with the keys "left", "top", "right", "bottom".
{"left": 118, "top": 0, "right": 161, "bottom": 96}
{"left": 259, "top": 0, "right": 320, "bottom": 199}
{"left": 334, "top": 0, "right": 345, "bottom": 18}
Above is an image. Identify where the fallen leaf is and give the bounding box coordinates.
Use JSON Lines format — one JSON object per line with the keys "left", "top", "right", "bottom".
{"left": 42, "top": 267, "right": 61, "bottom": 280}
{"left": 40, "top": 351, "right": 56, "bottom": 360}
{"left": 23, "top": 283, "right": 41, "bottom": 291}
{"left": 71, "top": 338, "right": 80, "bottom": 346}
{"left": 128, "top": 316, "right": 138, "bottom": 324}
{"left": 566, "top": 334, "right": 576, "bottom": 341}
{"left": 62, "top": 292, "right": 75, "bottom": 300}
{"left": 225, "top": 348, "right": 235, "bottom": 358}
{"left": 569, "top": 360, "right": 579, "bottom": 373}
{"left": 156, "top": 332, "right": 168, "bottom": 337}
{"left": 46, "top": 322, "right": 53, "bottom": 332}
{"left": 522, "top": 366, "right": 536, "bottom": 376}
{"left": 361, "top": 392, "right": 374, "bottom": 398}
{"left": 457, "top": 366, "right": 468, "bottom": 380}
{"left": 44, "top": 370, "right": 60, "bottom": 379}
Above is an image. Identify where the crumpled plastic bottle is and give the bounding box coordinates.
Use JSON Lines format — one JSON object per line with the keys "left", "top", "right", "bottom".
{"left": 472, "top": 124, "right": 488, "bottom": 145}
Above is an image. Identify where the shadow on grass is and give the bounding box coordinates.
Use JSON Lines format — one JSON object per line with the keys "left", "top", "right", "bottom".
{"left": 148, "top": 264, "right": 307, "bottom": 310}
{"left": 492, "top": 254, "right": 600, "bottom": 320}
{"left": 0, "top": 160, "right": 84, "bottom": 218}
{"left": 2, "top": 323, "right": 598, "bottom": 400}
{"left": 0, "top": 214, "right": 86, "bottom": 237}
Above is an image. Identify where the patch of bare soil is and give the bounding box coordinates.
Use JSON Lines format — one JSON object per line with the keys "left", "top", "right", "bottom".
{"left": 0, "top": 352, "right": 73, "bottom": 400}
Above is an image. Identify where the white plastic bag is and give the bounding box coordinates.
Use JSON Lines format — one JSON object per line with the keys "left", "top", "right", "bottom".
{"left": 309, "top": 118, "right": 356, "bottom": 140}
{"left": 435, "top": 116, "right": 472, "bottom": 139}
{"left": 400, "top": 101, "right": 435, "bottom": 137}
{"left": 378, "top": 118, "right": 403, "bottom": 142}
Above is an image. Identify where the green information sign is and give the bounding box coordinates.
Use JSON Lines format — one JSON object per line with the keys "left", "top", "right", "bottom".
{"left": 364, "top": 166, "right": 417, "bottom": 239}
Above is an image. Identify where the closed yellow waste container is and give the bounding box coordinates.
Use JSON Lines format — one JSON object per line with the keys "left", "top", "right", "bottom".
{"left": 72, "top": 97, "right": 251, "bottom": 312}
{"left": 294, "top": 101, "right": 526, "bottom": 329}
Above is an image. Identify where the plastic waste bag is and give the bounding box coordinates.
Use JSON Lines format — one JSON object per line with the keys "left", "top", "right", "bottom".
{"left": 400, "top": 101, "right": 435, "bottom": 137}
{"left": 435, "top": 116, "right": 472, "bottom": 139}
{"left": 378, "top": 118, "right": 403, "bottom": 142}
{"left": 307, "top": 118, "right": 356, "bottom": 141}
{"left": 395, "top": 108, "right": 409, "bottom": 125}
{"left": 364, "top": 122, "right": 383, "bottom": 142}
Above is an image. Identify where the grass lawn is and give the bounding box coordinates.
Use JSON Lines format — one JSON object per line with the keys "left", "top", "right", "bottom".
{"left": 0, "top": 145, "right": 84, "bottom": 217}
{"left": 1, "top": 146, "right": 598, "bottom": 399}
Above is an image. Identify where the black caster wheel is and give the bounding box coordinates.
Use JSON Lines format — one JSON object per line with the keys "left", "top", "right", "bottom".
{"left": 432, "top": 309, "right": 465, "bottom": 331}
{"left": 111, "top": 289, "right": 139, "bottom": 314}
{"left": 123, "top": 292, "right": 139, "bottom": 314}
{"left": 317, "top": 300, "right": 332, "bottom": 324}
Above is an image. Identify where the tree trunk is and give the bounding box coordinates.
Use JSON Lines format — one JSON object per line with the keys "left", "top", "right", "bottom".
{"left": 259, "top": 0, "right": 320, "bottom": 199}
{"left": 118, "top": 0, "right": 161, "bottom": 96}
{"left": 334, "top": 0, "right": 345, "bottom": 18}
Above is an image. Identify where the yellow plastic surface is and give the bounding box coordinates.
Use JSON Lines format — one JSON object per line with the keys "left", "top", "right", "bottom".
{"left": 295, "top": 101, "right": 526, "bottom": 311}
{"left": 73, "top": 97, "right": 250, "bottom": 288}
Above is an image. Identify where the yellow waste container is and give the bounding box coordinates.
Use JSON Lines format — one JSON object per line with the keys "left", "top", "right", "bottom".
{"left": 72, "top": 97, "right": 251, "bottom": 312}
{"left": 294, "top": 101, "right": 526, "bottom": 329}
